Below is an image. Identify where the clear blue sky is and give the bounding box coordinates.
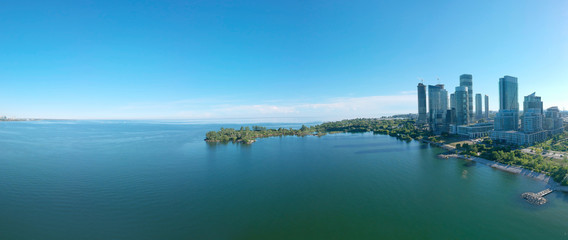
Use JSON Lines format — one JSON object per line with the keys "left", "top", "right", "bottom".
{"left": 1, "top": 0, "right": 566, "bottom": 120}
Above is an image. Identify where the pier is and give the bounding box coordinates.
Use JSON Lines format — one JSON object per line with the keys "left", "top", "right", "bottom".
{"left": 521, "top": 188, "right": 555, "bottom": 205}
{"left": 536, "top": 188, "right": 553, "bottom": 197}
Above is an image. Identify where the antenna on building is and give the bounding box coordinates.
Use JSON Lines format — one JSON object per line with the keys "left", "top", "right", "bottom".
{"left": 437, "top": 77, "right": 440, "bottom": 84}
{"left": 417, "top": 77, "right": 424, "bottom": 84}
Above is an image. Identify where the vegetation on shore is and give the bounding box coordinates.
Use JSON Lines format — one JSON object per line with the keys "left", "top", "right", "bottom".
{"left": 204, "top": 118, "right": 434, "bottom": 143}
{"left": 205, "top": 125, "right": 317, "bottom": 143}
{"left": 457, "top": 140, "right": 568, "bottom": 185}
{"left": 532, "top": 132, "right": 568, "bottom": 152}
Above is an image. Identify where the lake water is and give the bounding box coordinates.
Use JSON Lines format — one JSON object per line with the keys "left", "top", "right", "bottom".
{"left": 0, "top": 121, "right": 567, "bottom": 239}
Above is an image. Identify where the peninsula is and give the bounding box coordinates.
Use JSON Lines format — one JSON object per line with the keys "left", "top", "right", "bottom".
{"left": 204, "top": 118, "right": 428, "bottom": 143}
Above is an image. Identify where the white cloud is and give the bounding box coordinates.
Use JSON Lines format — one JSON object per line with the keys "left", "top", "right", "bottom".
{"left": 400, "top": 90, "right": 418, "bottom": 95}
{"left": 60, "top": 94, "right": 417, "bottom": 120}
{"left": 122, "top": 94, "right": 418, "bottom": 121}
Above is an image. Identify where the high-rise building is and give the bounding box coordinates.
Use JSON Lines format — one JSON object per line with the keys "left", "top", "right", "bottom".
{"left": 475, "top": 94, "right": 482, "bottom": 120}
{"left": 455, "top": 86, "right": 469, "bottom": 126}
{"left": 484, "top": 95, "right": 489, "bottom": 119}
{"left": 498, "top": 76, "right": 519, "bottom": 111}
{"left": 449, "top": 93, "right": 456, "bottom": 125}
{"left": 441, "top": 88, "right": 448, "bottom": 114}
{"left": 460, "top": 74, "right": 473, "bottom": 121}
{"left": 494, "top": 76, "right": 519, "bottom": 131}
{"left": 417, "top": 83, "right": 427, "bottom": 125}
{"left": 524, "top": 92, "right": 543, "bottom": 114}
{"left": 522, "top": 93, "right": 544, "bottom": 134}
{"left": 428, "top": 84, "right": 449, "bottom": 133}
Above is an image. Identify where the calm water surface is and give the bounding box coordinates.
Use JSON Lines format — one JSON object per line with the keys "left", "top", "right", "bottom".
{"left": 0, "top": 121, "right": 567, "bottom": 239}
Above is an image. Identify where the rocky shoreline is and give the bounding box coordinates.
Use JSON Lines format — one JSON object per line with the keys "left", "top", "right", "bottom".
{"left": 521, "top": 192, "right": 548, "bottom": 205}
{"left": 205, "top": 139, "right": 256, "bottom": 144}
{"left": 438, "top": 153, "right": 568, "bottom": 193}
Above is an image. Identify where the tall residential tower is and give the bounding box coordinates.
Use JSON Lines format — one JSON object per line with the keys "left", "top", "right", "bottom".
{"left": 459, "top": 74, "right": 473, "bottom": 121}
{"left": 475, "top": 94, "right": 482, "bottom": 120}
{"left": 494, "top": 76, "right": 519, "bottom": 131}
{"left": 417, "top": 83, "right": 427, "bottom": 125}
{"left": 455, "top": 86, "right": 469, "bottom": 126}
{"left": 498, "top": 75, "right": 519, "bottom": 111}
{"left": 428, "top": 84, "right": 448, "bottom": 133}
{"left": 484, "top": 95, "right": 489, "bottom": 119}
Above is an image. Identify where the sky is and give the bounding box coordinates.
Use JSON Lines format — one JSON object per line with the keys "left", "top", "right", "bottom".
{"left": 0, "top": 0, "right": 567, "bottom": 121}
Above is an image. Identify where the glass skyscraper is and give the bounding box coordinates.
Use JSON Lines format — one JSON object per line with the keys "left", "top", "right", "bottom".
{"left": 428, "top": 84, "right": 448, "bottom": 133}
{"left": 417, "top": 83, "right": 427, "bottom": 125}
{"left": 459, "top": 74, "right": 473, "bottom": 121}
{"left": 494, "top": 76, "right": 519, "bottom": 131}
{"left": 475, "top": 93, "right": 482, "bottom": 120}
{"left": 455, "top": 86, "right": 469, "bottom": 126}
{"left": 484, "top": 95, "right": 489, "bottom": 119}
{"left": 498, "top": 76, "right": 519, "bottom": 111}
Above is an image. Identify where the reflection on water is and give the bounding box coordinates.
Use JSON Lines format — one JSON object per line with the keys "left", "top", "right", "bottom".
{"left": 355, "top": 144, "right": 430, "bottom": 154}
{"left": 333, "top": 142, "right": 394, "bottom": 148}
{"left": 0, "top": 121, "right": 566, "bottom": 240}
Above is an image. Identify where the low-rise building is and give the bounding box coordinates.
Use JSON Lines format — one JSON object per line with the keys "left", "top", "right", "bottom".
{"left": 457, "top": 123, "right": 494, "bottom": 138}
{"left": 544, "top": 107, "right": 564, "bottom": 135}
{"left": 490, "top": 130, "right": 549, "bottom": 146}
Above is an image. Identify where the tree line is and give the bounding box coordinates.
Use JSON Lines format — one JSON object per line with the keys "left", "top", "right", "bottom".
{"left": 457, "top": 141, "right": 568, "bottom": 185}
{"left": 205, "top": 118, "right": 433, "bottom": 143}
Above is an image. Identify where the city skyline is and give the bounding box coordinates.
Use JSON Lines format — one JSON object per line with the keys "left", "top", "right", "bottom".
{"left": 1, "top": 1, "right": 567, "bottom": 120}
{"left": 418, "top": 72, "right": 564, "bottom": 145}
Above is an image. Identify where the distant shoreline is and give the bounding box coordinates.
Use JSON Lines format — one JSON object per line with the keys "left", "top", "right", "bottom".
{"left": 0, "top": 119, "right": 44, "bottom": 122}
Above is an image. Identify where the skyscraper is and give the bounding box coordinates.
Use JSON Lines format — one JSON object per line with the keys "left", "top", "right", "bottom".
{"left": 417, "top": 83, "right": 427, "bottom": 125}
{"left": 484, "top": 95, "right": 489, "bottom": 119}
{"left": 428, "top": 84, "right": 448, "bottom": 133}
{"left": 499, "top": 76, "right": 519, "bottom": 111}
{"left": 475, "top": 94, "right": 482, "bottom": 120}
{"left": 494, "top": 76, "right": 519, "bottom": 131}
{"left": 449, "top": 93, "right": 456, "bottom": 125}
{"left": 460, "top": 74, "right": 473, "bottom": 121}
{"left": 455, "top": 86, "right": 469, "bottom": 126}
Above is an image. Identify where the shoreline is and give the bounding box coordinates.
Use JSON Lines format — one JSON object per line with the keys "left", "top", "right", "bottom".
{"left": 419, "top": 138, "right": 568, "bottom": 192}
{"left": 438, "top": 152, "right": 568, "bottom": 193}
